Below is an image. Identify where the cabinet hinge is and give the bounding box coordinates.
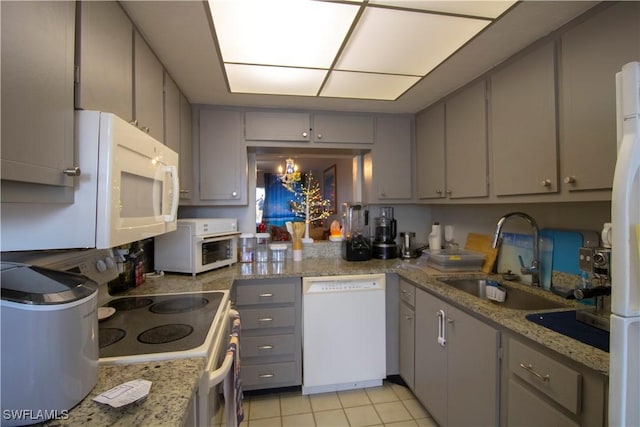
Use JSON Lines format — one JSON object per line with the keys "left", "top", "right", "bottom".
{"left": 74, "top": 65, "right": 80, "bottom": 84}
{"left": 498, "top": 346, "right": 503, "bottom": 361}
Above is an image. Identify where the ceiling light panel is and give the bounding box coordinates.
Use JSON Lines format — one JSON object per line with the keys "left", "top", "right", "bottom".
{"left": 225, "top": 64, "right": 327, "bottom": 96}
{"left": 321, "top": 71, "right": 420, "bottom": 100}
{"left": 335, "top": 7, "right": 491, "bottom": 76}
{"left": 369, "top": 1, "right": 517, "bottom": 19}
{"left": 209, "top": 0, "right": 360, "bottom": 68}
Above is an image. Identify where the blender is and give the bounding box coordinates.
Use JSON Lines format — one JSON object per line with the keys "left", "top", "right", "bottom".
{"left": 341, "top": 202, "right": 372, "bottom": 261}
{"left": 372, "top": 207, "right": 397, "bottom": 259}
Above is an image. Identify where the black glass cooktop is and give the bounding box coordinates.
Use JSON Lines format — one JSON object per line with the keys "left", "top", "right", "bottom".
{"left": 98, "top": 291, "right": 225, "bottom": 359}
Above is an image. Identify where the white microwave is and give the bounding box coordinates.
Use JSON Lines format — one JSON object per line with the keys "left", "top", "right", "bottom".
{"left": 154, "top": 218, "right": 239, "bottom": 275}
{"left": 1, "top": 111, "right": 179, "bottom": 251}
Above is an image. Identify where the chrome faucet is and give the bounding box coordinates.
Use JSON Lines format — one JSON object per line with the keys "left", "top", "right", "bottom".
{"left": 492, "top": 212, "right": 540, "bottom": 287}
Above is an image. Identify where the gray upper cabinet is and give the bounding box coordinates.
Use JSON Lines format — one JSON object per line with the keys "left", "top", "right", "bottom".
{"left": 416, "top": 103, "right": 446, "bottom": 200}
{"left": 75, "top": 1, "right": 133, "bottom": 122}
{"left": 367, "top": 116, "right": 413, "bottom": 201}
{"left": 312, "top": 114, "right": 374, "bottom": 144}
{"left": 179, "top": 94, "right": 193, "bottom": 201}
{"left": 134, "top": 30, "right": 164, "bottom": 143}
{"left": 491, "top": 42, "right": 558, "bottom": 197}
{"left": 446, "top": 81, "right": 488, "bottom": 199}
{"left": 199, "top": 109, "right": 247, "bottom": 204}
{"left": 1, "top": 1, "right": 76, "bottom": 202}
{"left": 163, "top": 72, "right": 181, "bottom": 154}
{"left": 245, "top": 111, "right": 311, "bottom": 142}
{"left": 560, "top": 2, "right": 640, "bottom": 192}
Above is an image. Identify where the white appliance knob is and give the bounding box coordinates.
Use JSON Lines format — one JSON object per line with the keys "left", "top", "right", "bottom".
{"left": 104, "top": 256, "right": 116, "bottom": 269}
{"left": 96, "top": 259, "right": 107, "bottom": 272}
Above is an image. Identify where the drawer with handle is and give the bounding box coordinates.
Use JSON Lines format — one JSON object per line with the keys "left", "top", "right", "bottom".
{"left": 240, "top": 307, "right": 296, "bottom": 329}
{"left": 242, "top": 334, "right": 295, "bottom": 358}
{"left": 242, "top": 362, "right": 298, "bottom": 389}
{"left": 235, "top": 283, "right": 296, "bottom": 305}
{"left": 508, "top": 337, "right": 582, "bottom": 415}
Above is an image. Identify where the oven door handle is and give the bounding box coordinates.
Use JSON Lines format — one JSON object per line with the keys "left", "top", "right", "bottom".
{"left": 200, "top": 309, "right": 242, "bottom": 427}
{"left": 196, "top": 233, "right": 240, "bottom": 243}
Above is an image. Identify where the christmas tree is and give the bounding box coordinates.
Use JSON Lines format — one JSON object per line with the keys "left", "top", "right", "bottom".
{"left": 285, "top": 172, "right": 332, "bottom": 242}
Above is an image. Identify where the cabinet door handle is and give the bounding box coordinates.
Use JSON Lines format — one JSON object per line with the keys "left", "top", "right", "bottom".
{"left": 316, "top": 133, "right": 323, "bottom": 139}
{"left": 259, "top": 293, "right": 273, "bottom": 298}
{"left": 404, "top": 315, "right": 413, "bottom": 321}
{"left": 519, "top": 363, "right": 550, "bottom": 382}
{"left": 435, "top": 189, "right": 443, "bottom": 195}
{"left": 231, "top": 191, "right": 238, "bottom": 198}
{"left": 437, "top": 310, "right": 446, "bottom": 347}
{"left": 258, "top": 345, "right": 274, "bottom": 350}
{"left": 63, "top": 167, "right": 81, "bottom": 177}
{"left": 259, "top": 373, "right": 275, "bottom": 379}
{"left": 541, "top": 179, "right": 552, "bottom": 187}
{"left": 563, "top": 176, "right": 576, "bottom": 184}
{"left": 302, "top": 131, "right": 308, "bottom": 138}
{"left": 258, "top": 317, "right": 273, "bottom": 323}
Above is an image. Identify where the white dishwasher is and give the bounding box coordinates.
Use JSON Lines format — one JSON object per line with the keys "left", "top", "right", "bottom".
{"left": 302, "top": 273, "right": 386, "bottom": 395}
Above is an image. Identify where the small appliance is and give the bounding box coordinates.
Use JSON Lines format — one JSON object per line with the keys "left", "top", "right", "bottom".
{"left": 400, "top": 231, "right": 417, "bottom": 259}
{"left": 1, "top": 111, "right": 180, "bottom": 251}
{"left": 372, "top": 207, "right": 397, "bottom": 259}
{"left": 575, "top": 246, "right": 612, "bottom": 331}
{"left": 1, "top": 261, "right": 100, "bottom": 426}
{"left": 341, "top": 202, "right": 372, "bottom": 261}
{"left": 154, "top": 218, "right": 239, "bottom": 275}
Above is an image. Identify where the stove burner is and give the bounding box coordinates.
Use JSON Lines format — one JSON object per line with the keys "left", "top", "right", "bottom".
{"left": 99, "top": 328, "right": 126, "bottom": 348}
{"left": 107, "top": 297, "right": 153, "bottom": 311}
{"left": 149, "top": 296, "right": 209, "bottom": 314}
{"left": 138, "top": 324, "right": 194, "bottom": 344}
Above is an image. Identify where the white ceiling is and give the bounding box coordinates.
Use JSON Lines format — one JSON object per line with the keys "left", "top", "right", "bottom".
{"left": 121, "top": 0, "right": 598, "bottom": 114}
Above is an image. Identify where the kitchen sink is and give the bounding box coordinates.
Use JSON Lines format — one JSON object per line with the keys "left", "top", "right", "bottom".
{"left": 438, "top": 278, "right": 568, "bottom": 310}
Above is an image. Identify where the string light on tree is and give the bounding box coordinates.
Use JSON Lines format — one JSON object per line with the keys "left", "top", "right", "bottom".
{"left": 288, "top": 172, "right": 332, "bottom": 243}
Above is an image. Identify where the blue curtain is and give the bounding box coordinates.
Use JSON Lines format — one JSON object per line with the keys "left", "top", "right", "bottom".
{"left": 262, "top": 173, "right": 298, "bottom": 227}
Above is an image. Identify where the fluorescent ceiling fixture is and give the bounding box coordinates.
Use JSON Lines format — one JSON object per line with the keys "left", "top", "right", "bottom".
{"left": 209, "top": 0, "right": 359, "bottom": 68}
{"left": 369, "top": 1, "right": 515, "bottom": 19}
{"left": 335, "top": 7, "right": 492, "bottom": 76}
{"left": 321, "top": 71, "right": 421, "bottom": 101}
{"left": 208, "top": 0, "right": 517, "bottom": 100}
{"left": 225, "top": 64, "right": 327, "bottom": 96}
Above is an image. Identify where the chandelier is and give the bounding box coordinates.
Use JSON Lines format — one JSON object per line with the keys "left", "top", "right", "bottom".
{"left": 278, "top": 158, "right": 301, "bottom": 188}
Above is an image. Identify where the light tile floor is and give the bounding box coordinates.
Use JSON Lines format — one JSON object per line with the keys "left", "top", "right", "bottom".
{"left": 215, "top": 380, "right": 439, "bottom": 427}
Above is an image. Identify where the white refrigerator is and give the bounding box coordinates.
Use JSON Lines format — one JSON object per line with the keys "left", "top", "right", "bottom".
{"left": 610, "top": 61, "right": 640, "bottom": 426}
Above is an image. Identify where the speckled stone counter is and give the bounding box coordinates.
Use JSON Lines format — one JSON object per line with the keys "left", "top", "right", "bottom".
{"left": 119, "top": 257, "right": 609, "bottom": 375}
{"left": 63, "top": 255, "right": 607, "bottom": 426}
{"left": 44, "top": 358, "right": 204, "bottom": 427}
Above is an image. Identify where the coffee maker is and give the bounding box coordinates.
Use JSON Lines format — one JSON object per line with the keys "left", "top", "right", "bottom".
{"left": 372, "top": 207, "right": 397, "bottom": 259}
{"left": 341, "top": 202, "right": 372, "bottom": 261}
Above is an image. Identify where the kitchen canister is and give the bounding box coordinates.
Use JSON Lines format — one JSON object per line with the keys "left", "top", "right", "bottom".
{"left": 239, "top": 233, "right": 255, "bottom": 263}
{"left": 255, "top": 233, "right": 270, "bottom": 262}
{"left": 270, "top": 243, "right": 287, "bottom": 262}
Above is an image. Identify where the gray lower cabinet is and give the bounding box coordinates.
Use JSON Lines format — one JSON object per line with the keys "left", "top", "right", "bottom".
{"left": 233, "top": 277, "right": 302, "bottom": 391}
{"left": 414, "top": 287, "right": 499, "bottom": 427}
{"left": 502, "top": 335, "right": 607, "bottom": 427}
{"left": 399, "top": 280, "right": 416, "bottom": 390}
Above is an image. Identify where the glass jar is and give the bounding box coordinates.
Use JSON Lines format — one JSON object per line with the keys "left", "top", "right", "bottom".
{"left": 238, "top": 233, "right": 255, "bottom": 263}
{"left": 270, "top": 243, "right": 287, "bottom": 263}
{"left": 255, "top": 233, "right": 270, "bottom": 262}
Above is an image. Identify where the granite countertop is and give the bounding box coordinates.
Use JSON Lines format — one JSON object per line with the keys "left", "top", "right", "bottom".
{"left": 120, "top": 257, "right": 609, "bottom": 375}
{"left": 44, "top": 358, "right": 204, "bottom": 427}
{"left": 58, "top": 256, "right": 608, "bottom": 426}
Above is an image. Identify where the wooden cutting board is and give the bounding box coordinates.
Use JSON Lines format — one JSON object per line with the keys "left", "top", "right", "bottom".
{"left": 464, "top": 233, "right": 499, "bottom": 274}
